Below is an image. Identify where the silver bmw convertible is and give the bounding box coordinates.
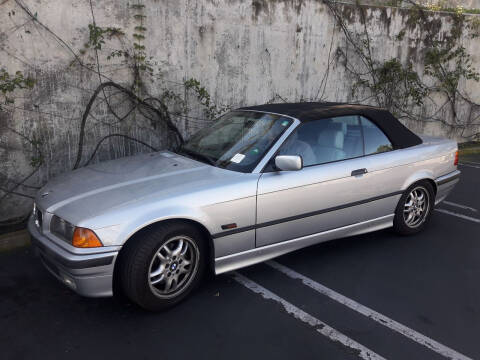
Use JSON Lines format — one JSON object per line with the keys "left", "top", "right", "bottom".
{"left": 29, "top": 103, "right": 460, "bottom": 310}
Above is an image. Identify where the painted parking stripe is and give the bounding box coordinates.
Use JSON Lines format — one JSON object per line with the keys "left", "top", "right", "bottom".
{"left": 232, "top": 272, "right": 386, "bottom": 360}
{"left": 459, "top": 163, "right": 480, "bottom": 169}
{"left": 460, "top": 160, "right": 480, "bottom": 165}
{"left": 435, "top": 209, "right": 480, "bottom": 224}
{"left": 266, "top": 261, "right": 473, "bottom": 360}
{"left": 442, "top": 201, "right": 477, "bottom": 213}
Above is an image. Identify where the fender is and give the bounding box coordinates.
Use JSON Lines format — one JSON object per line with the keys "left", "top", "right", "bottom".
{"left": 88, "top": 205, "right": 214, "bottom": 247}
{"left": 400, "top": 169, "right": 436, "bottom": 192}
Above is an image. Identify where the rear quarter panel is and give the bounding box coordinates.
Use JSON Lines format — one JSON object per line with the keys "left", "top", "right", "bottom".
{"left": 364, "top": 137, "right": 457, "bottom": 196}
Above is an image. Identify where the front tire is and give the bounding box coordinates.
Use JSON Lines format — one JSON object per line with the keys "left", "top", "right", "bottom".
{"left": 393, "top": 181, "right": 434, "bottom": 235}
{"left": 120, "top": 222, "right": 206, "bottom": 311}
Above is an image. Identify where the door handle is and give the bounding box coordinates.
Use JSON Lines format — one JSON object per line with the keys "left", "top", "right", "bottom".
{"left": 351, "top": 168, "right": 368, "bottom": 176}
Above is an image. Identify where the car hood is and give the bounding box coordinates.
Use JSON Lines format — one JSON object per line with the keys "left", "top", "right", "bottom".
{"left": 36, "top": 151, "right": 248, "bottom": 224}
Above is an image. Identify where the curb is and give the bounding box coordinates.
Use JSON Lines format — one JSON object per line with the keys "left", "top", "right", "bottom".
{"left": 0, "top": 229, "right": 31, "bottom": 252}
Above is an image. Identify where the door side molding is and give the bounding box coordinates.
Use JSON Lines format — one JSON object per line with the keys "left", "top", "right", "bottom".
{"left": 214, "top": 214, "right": 394, "bottom": 274}
{"left": 212, "top": 190, "right": 402, "bottom": 238}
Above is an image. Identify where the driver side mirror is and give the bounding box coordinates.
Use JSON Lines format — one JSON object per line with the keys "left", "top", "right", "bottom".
{"left": 275, "top": 155, "right": 303, "bottom": 171}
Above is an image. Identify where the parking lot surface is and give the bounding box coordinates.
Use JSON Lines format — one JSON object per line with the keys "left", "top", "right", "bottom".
{"left": 1, "top": 162, "right": 479, "bottom": 360}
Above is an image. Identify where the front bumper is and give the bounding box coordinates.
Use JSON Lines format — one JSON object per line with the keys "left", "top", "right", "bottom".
{"left": 28, "top": 217, "right": 119, "bottom": 297}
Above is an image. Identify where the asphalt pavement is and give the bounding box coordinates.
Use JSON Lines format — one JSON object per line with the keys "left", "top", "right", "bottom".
{"left": 1, "top": 162, "right": 479, "bottom": 360}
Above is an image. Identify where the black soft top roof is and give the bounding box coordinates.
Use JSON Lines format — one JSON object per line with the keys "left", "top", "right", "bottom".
{"left": 238, "top": 102, "right": 422, "bottom": 149}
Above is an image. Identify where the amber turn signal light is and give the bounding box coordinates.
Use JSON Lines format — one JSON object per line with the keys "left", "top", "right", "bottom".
{"left": 454, "top": 150, "right": 459, "bottom": 166}
{"left": 72, "top": 227, "right": 103, "bottom": 248}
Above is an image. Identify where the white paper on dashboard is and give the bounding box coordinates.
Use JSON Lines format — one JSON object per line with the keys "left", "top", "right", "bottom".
{"left": 230, "top": 153, "right": 246, "bottom": 163}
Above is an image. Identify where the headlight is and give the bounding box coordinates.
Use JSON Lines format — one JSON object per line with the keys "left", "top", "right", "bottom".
{"left": 50, "top": 215, "right": 75, "bottom": 242}
{"left": 51, "top": 215, "right": 103, "bottom": 248}
{"left": 33, "top": 203, "right": 43, "bottom": 231}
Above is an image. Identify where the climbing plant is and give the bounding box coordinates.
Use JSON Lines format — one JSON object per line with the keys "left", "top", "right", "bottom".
{"left": 70, "top": 0, "right": 229, "bottom": 169}
{"left": 0, "top": 68, "right": 35, "bottom": 109}
{"left": 1, "top": 0, "right": 479, "bottom": 226}
{"left": 0, "top": 0, "right": 228, "bottom": 223}
{"left": 322, "top": 0, "right": 480, "bottom": 139}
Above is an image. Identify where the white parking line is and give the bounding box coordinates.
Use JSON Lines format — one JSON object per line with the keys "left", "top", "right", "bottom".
{"left": 442, "top": 201, "right": 478, "bottom": 213}
{"left": 460, "top": 160, "right": 480, "bottom": 165}
{"left": 459, "top": 163, "right": 480, "bottom": 169}
{"left": 435, "top": 209, "right": 480, "bottom": 224}
{"left": 232, "top": 272, "right": 386, "bottom": 360}
{"left": 266, "top": 261, "right": 473, "bottom": 360}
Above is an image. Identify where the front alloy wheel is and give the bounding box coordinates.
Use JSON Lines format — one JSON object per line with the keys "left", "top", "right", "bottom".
{"left": 120, "top": 222, "right": 206, "bottom": 311}
{"left": 148, "top": 236, "right": 199, "bottom": 299}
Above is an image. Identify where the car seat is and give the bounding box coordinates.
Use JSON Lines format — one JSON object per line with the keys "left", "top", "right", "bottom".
{"left": 314, "top": 123, "right": 346, "bottom": 164}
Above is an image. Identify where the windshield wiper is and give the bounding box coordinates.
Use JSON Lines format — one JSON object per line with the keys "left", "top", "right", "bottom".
{"left": 176, "top": 147, "right": 217, "bottom": 166}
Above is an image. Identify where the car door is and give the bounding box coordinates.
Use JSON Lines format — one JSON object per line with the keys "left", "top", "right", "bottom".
{"left": 255, "top": 115, "right": 398, "bottom": 247}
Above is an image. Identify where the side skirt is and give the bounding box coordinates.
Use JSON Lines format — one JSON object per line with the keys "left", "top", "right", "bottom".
{"left": 214, "top": 214, "right": 394, "bottom": 275}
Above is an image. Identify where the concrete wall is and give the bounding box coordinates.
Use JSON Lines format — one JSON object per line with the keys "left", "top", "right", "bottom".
{"left": 351, "top": 0, "right": 480, "bottom": 8}
{"left": 0, "top": 0, "right": 479, "bottom": 222}
{"left": 415, "top": 0, "right": 480, "bottom": 8}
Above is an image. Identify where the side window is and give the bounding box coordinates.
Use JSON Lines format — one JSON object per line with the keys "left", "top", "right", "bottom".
{"left": 277, "top": 116, "right": 364, "bottom": 167}
{"left": 360, "top": 117, "right": 393, "bottom": 155}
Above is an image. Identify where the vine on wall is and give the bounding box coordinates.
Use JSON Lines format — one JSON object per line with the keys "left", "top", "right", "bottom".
{"left": 0, "top": 68, "right": 35, "bottom": 109}
{"left": 323, "top": 0, "right": 480, "bottom": 139}
{"left": 0, "top": 0, "right": 228, "bottom": 225}
{"left": 1, "top": 0, "right": 479, "bottom": 226}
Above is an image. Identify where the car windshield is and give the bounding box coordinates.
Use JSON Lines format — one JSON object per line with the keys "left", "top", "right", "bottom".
{"left": 177, "top": 111, "right": 293, "bottom": 173}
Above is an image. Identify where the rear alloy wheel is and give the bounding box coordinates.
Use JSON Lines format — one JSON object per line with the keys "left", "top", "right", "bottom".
{"left": 403, "top": 187, "right": 430, "bottom": 228}
{"left": 393, "top": 181, "right": 434, "bottom": 235}
{"left": 120, "top": 222, "right": 206, "bottom": 311}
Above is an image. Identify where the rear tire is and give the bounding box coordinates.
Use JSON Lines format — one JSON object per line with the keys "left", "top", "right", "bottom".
{"left": 119, "top": 222, "right": 206, "bottom": 311}
{"left": 393, "top": 181, "right": 434, "bottom": 235}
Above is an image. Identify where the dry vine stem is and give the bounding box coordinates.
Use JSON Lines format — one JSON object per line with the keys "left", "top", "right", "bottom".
{"left": 0, "top": 0, "right": 479, "bottom": 225}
